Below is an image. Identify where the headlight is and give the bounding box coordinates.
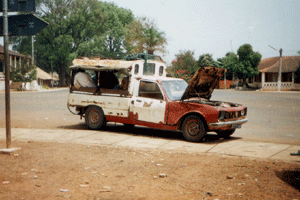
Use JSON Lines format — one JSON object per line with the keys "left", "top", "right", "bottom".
{"left": 241, "top": 109, "right": 245, "bottom": 116}
{"left": 241, "top": 108, "right": 247, "bottom": 116}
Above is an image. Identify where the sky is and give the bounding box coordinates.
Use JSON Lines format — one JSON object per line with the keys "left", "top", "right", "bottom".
{"left": 1, "top": 0, "right": 299, "bottom": 65}
{"left": 106, "top": 0, "right": 300, "bottom": 64}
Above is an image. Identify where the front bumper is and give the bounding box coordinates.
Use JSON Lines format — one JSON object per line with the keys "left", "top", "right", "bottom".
{"left": 208, "top": 118, "right": 248, "bottom": 129}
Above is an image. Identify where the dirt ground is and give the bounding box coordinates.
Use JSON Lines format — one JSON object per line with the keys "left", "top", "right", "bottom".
{"left": 0, "top": 140, "right": 299, "bottom": 200}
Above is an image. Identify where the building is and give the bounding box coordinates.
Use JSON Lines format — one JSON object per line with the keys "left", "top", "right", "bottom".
{"left": 36, "top": 67, "right": 59, "bottom": 87}
{"left": 0, "top": 45, "right": 58, "bottom": 90}
{"left": 249, "top": 56, "right": 300, "bottom": 91}
{"left": 0, "top": 45, "right": 33, "bottom": 90}
{"left": 0, "top": 44, "right": 32, "bottom": 72}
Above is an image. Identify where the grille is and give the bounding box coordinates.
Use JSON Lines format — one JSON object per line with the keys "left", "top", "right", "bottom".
{"left": 224, "top": 109, "right": 247, "bottom": 120}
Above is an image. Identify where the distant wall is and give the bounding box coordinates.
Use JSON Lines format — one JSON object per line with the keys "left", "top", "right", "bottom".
{"left": 0, "top": 80, "right": 41, "bottom": 91}
{"left": 219, "top": 80, "right": 233, "bottom": 89}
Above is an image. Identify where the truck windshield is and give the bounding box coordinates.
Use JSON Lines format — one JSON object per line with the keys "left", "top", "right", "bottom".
{"left": 161, "top": 79, "right": 188, "bottom": 101}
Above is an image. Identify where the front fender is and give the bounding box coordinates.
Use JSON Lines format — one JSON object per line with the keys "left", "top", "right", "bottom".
{"left": 166, "top": 101, "right": 219, "bottom": 127}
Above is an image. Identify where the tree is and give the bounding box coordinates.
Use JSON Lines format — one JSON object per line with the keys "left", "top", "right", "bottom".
{"left": 235, "top": 44, "right": 262, "bottom": 84}
{"left": 167, "top": 50, "right": 197, "bottom": 82}
{"left": 143, "top": 25, "right": 167, "bottom": 55}
{"left": 217, "top": 52, "right": 238, "bottom": 80}
{"left": 123, "top": 19, "right": 144, "bottom": 54}
{"left": 197, "top": 54, "right": 214, "bottom": 68}
{"left": 97, "top": 2, "right": 134, "bottom": 57}
{"left": 11, "top": 0, "right": 134, "bottom": 86}
{"left": 9, "top": 56, "right": 37, "bottom": 84}
{"left": 218, "top": 44, "right": 261, "bottom": 86}
{"left": 124, "top": 17, "right": 167, "bottom": 55}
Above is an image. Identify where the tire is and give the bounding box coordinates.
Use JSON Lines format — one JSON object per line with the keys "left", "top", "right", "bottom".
{"left": 85, "top": 106, "right": 105, "bottom": 130}
{"left": 216, "top": 129, "right": 236, "bottom": 138}
{"left": 182, "top": 115, "right": 206, "bottom": 142}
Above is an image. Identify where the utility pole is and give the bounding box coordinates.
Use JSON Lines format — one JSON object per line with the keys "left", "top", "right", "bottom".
{"left": 1, "top": 0, "right": 47, "bottom": 153}
{"left": 224, "top": 72, "right": 226, "bottom": 89}
{"left": 3, "top": 0, "right": 11, "bottom": 148}
{"left": 269, "top": 45, "right": 283, "bottom": 92}
{"left": 278, "top": 48, "right": 282, "bottom": 92}
{"left": 51, "top": 61, "right": 53, "bottom": 88}
{"left": 32, "top": 36, "right": 34, "bottom": 65}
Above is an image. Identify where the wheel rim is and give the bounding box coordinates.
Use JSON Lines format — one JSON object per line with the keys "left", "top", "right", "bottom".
{"left": 186, "top": 120, "right": 200, "bottom": 136}
{"left": 89, "top": 110, "right": 100, "bottom": 125}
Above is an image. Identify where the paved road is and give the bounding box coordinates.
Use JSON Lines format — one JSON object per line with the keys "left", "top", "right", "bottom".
{"left": 211, "top": 90, "right": 300, "bottom": 145}
{"left": 0, "top": 88, "right": 299, "bottom": 145}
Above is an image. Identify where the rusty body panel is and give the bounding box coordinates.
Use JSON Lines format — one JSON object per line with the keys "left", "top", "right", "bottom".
{"left": 182, "top": 67, "right": 225, "bottom": 100}
{"left": 68, "top": 93, "right": 131, "bottom": 118}
{"left": 166, "top": 101, "right": 219, "bottom": 126}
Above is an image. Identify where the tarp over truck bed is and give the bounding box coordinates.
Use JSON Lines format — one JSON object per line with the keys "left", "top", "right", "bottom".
{"left": 69, "top": 58, "right": 133, "bottom": 75}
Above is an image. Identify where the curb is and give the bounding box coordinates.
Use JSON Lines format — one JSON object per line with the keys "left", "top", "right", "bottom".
{"left": 0, "top": 128, "right": 299, "bottom": 162}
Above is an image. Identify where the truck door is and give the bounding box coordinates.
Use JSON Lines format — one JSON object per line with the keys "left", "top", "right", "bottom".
{"left": 131, "top": 80, "right": 166, "bottom": 124}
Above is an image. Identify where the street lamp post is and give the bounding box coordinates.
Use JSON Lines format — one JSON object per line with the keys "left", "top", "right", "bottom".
{"left": 278, "top": 49, "right": 282, "bottom": 92}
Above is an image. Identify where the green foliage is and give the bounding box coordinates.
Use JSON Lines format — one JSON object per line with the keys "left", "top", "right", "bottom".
{"left": 218, "top": 44, "right": 261, "bottom": 82}
{"left": 123, "top": 19, "right": 144, "bottom": 54}
{"left": 10, "top": 0, "right": 134, "bottom": 86}
{"left": 167, "top": 50, "right": 197, "bottom": 82}
{"left": 98, "top": 2, "right": 134, "bottom": 57}
{"left": 197, "top": 54, "right": 215, "bottom": 68}
{"left": 11, "top": 36, "right": 32, "bottom": 55}
{"left": 168, "top": 51, "right": 223, "bottom": 82}
{"left": 217, "top": 52, "right": 238, "bottom": 80}
{"left": 235, "top": 44, "right": 261, "bottom": 79}
{"left": 9, "top": 57, "right": 37, "bottom": 83}
{"left": 219, "top": 52, "right": 238, "bottom": 71}
{"left": 124, "top": 17, "right": 167, "bottom": 55}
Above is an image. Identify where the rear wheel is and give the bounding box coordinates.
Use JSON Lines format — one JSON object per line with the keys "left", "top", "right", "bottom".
{"left": 182, "top": 115, "right": 206, "bottom": 142}
{"left": 216, "top": 129, "right": 236, "bottom": 138}
{"left": 85, "top": 106, "right": 105, "bottom": 130}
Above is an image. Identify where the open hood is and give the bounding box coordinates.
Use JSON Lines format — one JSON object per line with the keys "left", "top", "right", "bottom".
{"left": 181, "top": 66, "right": 225, "bottom": 100}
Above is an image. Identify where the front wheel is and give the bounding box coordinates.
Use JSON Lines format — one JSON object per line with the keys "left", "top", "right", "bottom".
{"left": 216, "top": 129, "right": 236, "bottom": 138}
{"left": 182, "top": 115, "right": 206, "bottom": 142}
{"left": 85, "top": 106, "right": 105, "bottom": 130}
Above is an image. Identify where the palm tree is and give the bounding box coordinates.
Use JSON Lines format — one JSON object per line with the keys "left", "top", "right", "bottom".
{"left": 143, "top": 26, "right": 167, "bottom": 55}
{"left": 124, "top": 17, "right": 167, "bottom": 55}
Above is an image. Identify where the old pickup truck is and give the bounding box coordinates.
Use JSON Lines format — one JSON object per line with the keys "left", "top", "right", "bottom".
{"left": 67, "top": 57, "right": 247, "bottom": 142}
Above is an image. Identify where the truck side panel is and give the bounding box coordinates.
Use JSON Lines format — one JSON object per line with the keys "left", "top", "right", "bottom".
{"left": 68, "top": 93, "right": 131, "bottom": 117}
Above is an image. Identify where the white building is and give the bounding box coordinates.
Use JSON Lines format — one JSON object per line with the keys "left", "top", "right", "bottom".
{"left": 249, "top": 56, "right": 300, "bottom": 91}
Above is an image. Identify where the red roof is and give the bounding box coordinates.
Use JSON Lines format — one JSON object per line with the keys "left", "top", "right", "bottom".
{"left": 258, "top": 56, "right": 300, "bottom": 73}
